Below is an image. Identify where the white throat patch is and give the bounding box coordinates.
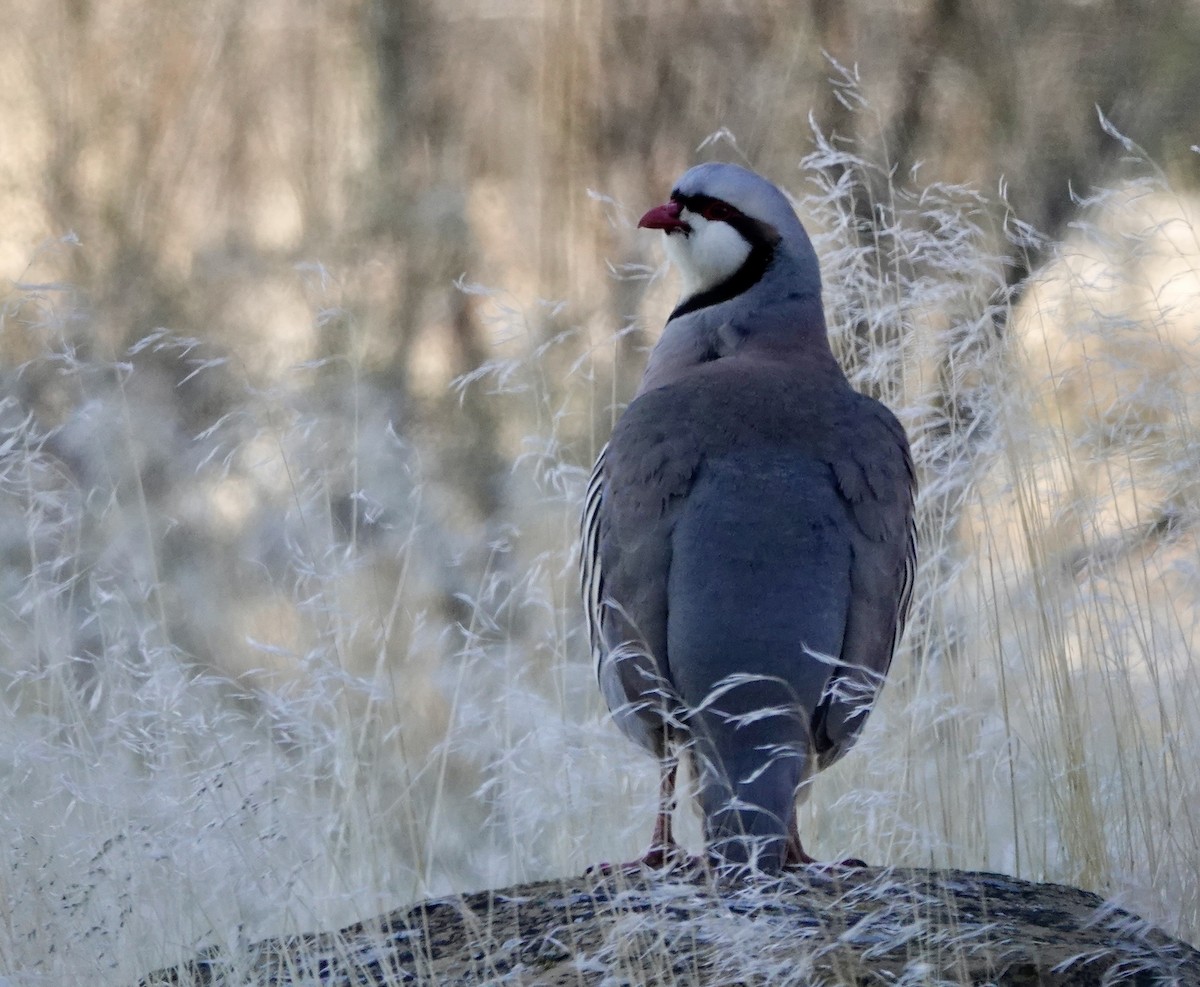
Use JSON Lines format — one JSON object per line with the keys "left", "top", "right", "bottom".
{"left": 663, "top": 213, "right": 752, "bottom": 301}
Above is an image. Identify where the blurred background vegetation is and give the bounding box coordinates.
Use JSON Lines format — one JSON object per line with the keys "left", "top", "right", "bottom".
{"left": 3, "top": 0, "right": 1200, "bottom": 981}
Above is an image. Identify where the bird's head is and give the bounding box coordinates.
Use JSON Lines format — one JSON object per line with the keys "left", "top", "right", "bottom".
{"left": 638, "top": 163, "right": 820, "bottom": 312}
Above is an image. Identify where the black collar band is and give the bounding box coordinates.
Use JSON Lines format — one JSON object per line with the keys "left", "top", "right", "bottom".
{"left": 668, "top": 240, "right": 775, "bottom": 321}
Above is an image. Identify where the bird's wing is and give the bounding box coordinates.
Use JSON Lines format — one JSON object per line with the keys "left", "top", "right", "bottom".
{"left": 813, "top": 399, "right": 916, "bottom": 765}
{"left": 594, "top": 397, "right": 704, "bottom": 666}
{"left": 583, "top": 405, "right": 704, "bottom": 753}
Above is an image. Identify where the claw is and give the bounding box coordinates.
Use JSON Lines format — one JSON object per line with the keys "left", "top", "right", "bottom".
{"left": 589, "top": 759, "right": 696, "bottom": 876}
{"left": 587, "top": 841, "right": 700, "bottom": 877}
{"left": 782, "top": 819, "right": 869, "bottom": 871}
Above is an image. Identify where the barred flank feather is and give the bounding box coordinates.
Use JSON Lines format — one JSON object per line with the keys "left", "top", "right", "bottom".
{"left": 580, "top": 443, "right": 608, "bottom": 676}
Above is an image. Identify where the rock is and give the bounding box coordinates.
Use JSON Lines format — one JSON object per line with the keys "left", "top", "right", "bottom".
{"left": 137, "top": 867, "right": 1199, "bottom": 986}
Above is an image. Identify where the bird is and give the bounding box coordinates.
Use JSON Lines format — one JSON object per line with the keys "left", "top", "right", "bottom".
{"left": 580, "top": 162, "right": 916, "bottom": 874}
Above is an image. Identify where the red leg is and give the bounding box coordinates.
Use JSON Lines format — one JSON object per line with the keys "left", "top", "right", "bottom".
{"left": 783, "top": 816, "right": 868, "bottom": 870}
{"left": 639, "top": 759, "right": 681, "bottom": 868}
{"left": 784, "top": 818, "right": 817, "bottom": 866}
{"left": 590, "top": 758, "right": 697, "bottom": 874}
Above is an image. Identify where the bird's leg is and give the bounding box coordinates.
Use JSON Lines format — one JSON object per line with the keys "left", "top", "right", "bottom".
{"left": 639, "top": 758, "right": 681, "bottom": 868}
{"left": 783, "top": 818, "right": 817, "bottom": 867}
{"left": 589, "top": 757, "right": 698, "bottom": 875}
{"left": 636, "top": 756, "right": 708, "bottom": 871}
{"left": 784, "top": 816, "right": 868, "bottom": 870}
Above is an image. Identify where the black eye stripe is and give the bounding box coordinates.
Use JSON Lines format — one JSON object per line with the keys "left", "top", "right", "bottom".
{"left": 671, "top": 192, "right": 781, "bottom": 251}
{"left": 667, "top": 192, "right": 777, "bottom": 246}
{"left": 673, "top": 192, "right": 728, "bottom": 215}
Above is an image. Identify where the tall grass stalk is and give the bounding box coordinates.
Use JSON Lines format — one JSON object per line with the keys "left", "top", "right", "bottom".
{"left": 2, "top": 124, "right": 1199, "bottom": 984}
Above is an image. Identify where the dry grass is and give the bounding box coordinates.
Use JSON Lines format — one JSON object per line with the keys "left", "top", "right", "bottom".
{"left": 4, "top": 136, "right": 1200, "bottom": 983}
{"left": 2, "top": 5, "right": 1200, "bottom": 983}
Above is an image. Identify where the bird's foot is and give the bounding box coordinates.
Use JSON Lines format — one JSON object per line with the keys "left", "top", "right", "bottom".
{"left": 641, "top": 843, "right": 704, "bottom": 872}
{"left": 587, "top": 842, "right": 700, "bottom": 877}
{"left": 783, "top": 831, "right": 868, "bottom": 871}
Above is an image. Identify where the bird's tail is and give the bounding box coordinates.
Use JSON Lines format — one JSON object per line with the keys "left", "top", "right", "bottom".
{"left": 691, "top": 699, "right": 808, "bottom": 874}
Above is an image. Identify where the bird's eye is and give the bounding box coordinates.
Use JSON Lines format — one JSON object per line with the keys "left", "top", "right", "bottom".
{"left": 701, "top": 201, "right": 735, "bottom": 222}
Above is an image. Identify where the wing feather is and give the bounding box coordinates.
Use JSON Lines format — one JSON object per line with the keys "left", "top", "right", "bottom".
{"left": 580, "top": 443, "right": 608, "bottom": 676}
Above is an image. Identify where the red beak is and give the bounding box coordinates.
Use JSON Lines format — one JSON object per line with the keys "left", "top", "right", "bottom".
{"left": 638, "top": 200, "right": 689, "bottom": 234}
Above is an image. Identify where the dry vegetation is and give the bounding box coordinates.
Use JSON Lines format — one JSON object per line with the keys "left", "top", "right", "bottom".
{"left": 2, "top": 1, "right": 1200, "bottom": 983}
